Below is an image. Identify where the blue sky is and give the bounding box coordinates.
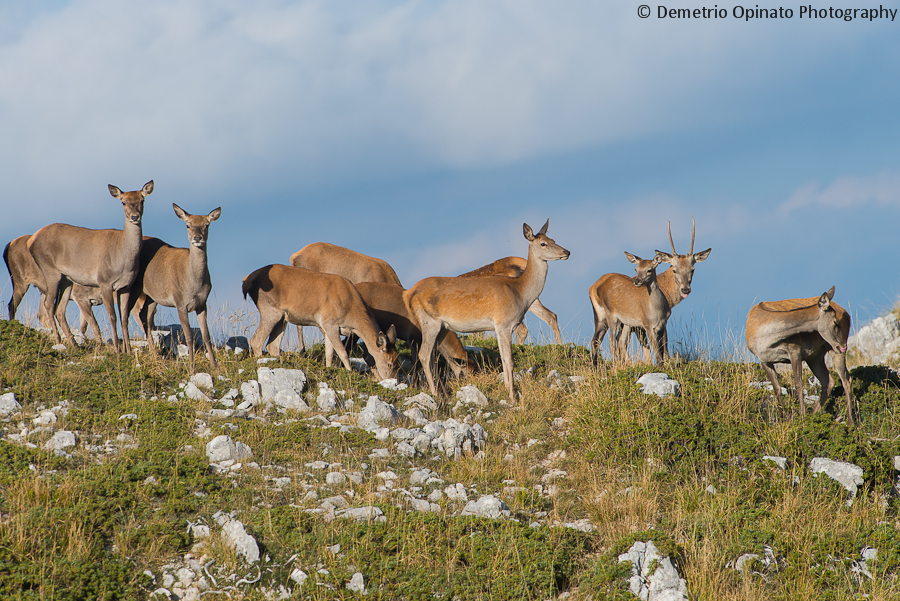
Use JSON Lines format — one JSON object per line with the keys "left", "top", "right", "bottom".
{"left": 2, "top": 1, "right": 899, "bottom": 357}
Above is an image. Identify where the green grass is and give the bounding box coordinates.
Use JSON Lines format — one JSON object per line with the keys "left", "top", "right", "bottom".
{"left": 0, "top": 317, "right": 899, "bottom": 600}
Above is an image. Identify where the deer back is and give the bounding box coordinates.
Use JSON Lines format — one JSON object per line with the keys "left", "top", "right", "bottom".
{"left": 289, "top": 242, "right": 402, "bottom": 287}
{"left": 458, "top": 256, "right": 526, "bottom": 278}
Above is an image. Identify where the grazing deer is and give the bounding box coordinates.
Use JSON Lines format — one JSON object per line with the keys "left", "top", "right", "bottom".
{"left": 124, "top": 205, "right": 221, "bottom": 373}
{"left": 405, "top": 220, "right": 569, "bottom": 403}
{"left": 458, "top": 257, "right": 563, "bottom": 344}
{"left": 611, "top": 218, "right": 712, "bottom": 362}
{"left": 289, "top": 242, "right": 403, "bottom": 352}
{"left": 589, "top": 251, "right": 670, "bottom": 365}
{"left": 26, "top": 181, "right": 153, "bottom": 352}
{"left": 746, "top": 286, "right": 855, "bottom": 426}
{"left": 242, "top": 264, "right": 399, "bottom": 381}
{"left": 354, "top": 281, "right": 475, "bottom": 378}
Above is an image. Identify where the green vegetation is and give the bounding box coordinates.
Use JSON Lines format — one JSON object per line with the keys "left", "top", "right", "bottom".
{"left": 0, "top": 317, "right": 898, "bottom": 600}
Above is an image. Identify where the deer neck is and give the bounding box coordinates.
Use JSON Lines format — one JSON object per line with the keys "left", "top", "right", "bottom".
{"left": 120, "top": 219, "right": 143, "bottom": 268}
{"left": 763, "top": 305, "right": 824, "bottom": 338}
{"left": 187, "top": 243, "right": 211, "bottom": 291}
{"left": 514, "top": 246, "right": 549, "bottom": 308}
{"left": 656, "top": 267, "right": 682, "bottom": 307}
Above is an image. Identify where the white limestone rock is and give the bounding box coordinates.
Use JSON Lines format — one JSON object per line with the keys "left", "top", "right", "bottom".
{"left": 637, "top": 373, "right": 680, "bottom": 397}
{"left": 205, "top": 435, "right": 253, "bottom": 463}
{"left": 190, "top": 373, "right": 214, "bottom": 391}
{"left": 0, "top": 392, "right": 21, "bottom": 417}
{"left": 213, "top": 512, "right": 259, "bottom": 564}
{"left": 461, "top": 495, "right": 511, "bottom": 519}
{"left": 357, "top": 396, "right": 399, "bottom": 431}
{"left": 454, "top": 385, "right": 488, "bottom": 411}
{"left": 44, "top": 430, "right": 77, "bottom": 452}
{"left": 810, "top": 457, "right": 864, "bottom": 503}
{"left": 848, "top": 314, "right": 900, "bottom": 364}
{"left": 618, "top": 540, "right": 688, "bottom": 601}
{"left": 257, "top": 368, "right": 308, "bottom": 410}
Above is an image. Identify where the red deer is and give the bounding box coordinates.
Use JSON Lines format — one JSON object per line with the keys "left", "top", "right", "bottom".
{"left": 354, "top": 281, "right": 475, "bottom": 378}
{"left": 405, "top": 220, "right": 569, "bottom": 403}
{"left": 589, "top": 252, "right": 669, "bottom": 365}
{"left": 26, "top": 181, "right": 153, "bottom": 352}
{"left": 746, "top": 287, "right": 855, "bottom": 426}
{"left": 242, "top": 264, "right": 399, "bottom": 381}
{"left": 125, "top": 205, "right": 221, "bottom": 373}
{"left": 458, "top": 257, "right": 563, "bottom": 344}
{"left": 289, "top": 242, "right": 402, "bottom": 352}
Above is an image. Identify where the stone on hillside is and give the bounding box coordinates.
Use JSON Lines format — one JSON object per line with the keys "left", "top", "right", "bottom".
{"left": 848, "top": 314, "right": 900, "bottom": 364}
{"left": 335, "top": 506, "right": 386, "bottom": 523}
{"left": 405, "top": 392, "right": 438, "bottom": 412}
{"left": 347, "top": 572, "right": 367, "bottom": 594}
{"left": 433, "top": 419, "right": 487, "bottom": 458}
{"left": 0, "top": 392, "right": 21, "bottom": 417}
{"left": 350, "top": 358, "right": 370, "bottom": 374}
{"left": 763, "top": 456, "right": 788, "bottom": 470}
{"left": 444, "top": 483, "right": 468, "bottom": 502}
{"left": 190, "top": 373, "right": 214, "bottom": 390}
{"left": 213, "top": 512, "right": 259, "bottom": 564}
{"left": 240, "top": 380, "right": 261, "bottom": 406}
{"left": 637, "top": 373, "right": 680, "bottom": 397}
{"left": 258, "top": 368, "right": 309, "bottom": 411}
{"left": 206, "top": 435, "right": 253, "bottom": 463}
{"left": 461, "top": 495, "right": 511, "bottom": 519}
{"left": 618, "top": 540, "right": 688, "bottom": 601}
{"left": 454, "top": 385, "right": 488, "bottom": 411}
{"left": 357, "top": 396, "right": 399, "bottom": 431}
{"left": 317, "top": 383, "right": 342, "bottom": 413}
{"left": 183, "top": 382, "right": 211, "bottom": 402}
{"left": 810, "top": 457, "right": 864, "bottom": 502}
{"left": 44, "top": 430, "right": 76, "bottom": 452}
{"left": 380, "top": 378, "right": 407, "bottom": 391}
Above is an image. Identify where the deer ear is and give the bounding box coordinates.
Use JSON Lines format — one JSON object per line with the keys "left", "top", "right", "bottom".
{"left": 826, "top": 285, "right": 835, "bottom": 300}
{"left": 386, "top": 324, "right": 397, "bottom": 344}
{"left": 655, "top": 250, "right": 674, "bottom": 263}
{"left": 523, "top": 223, "right": 535, "bottom": 241}
{"left": 108, "top": 185, "right": 123, "bottom": 199}
{"left": 624, "top": 251, "right": 640, "bottom": 264}
{"left": 142, "top": 180, "right": 154, "bottom": 196}
{"left": 172, "top": 203, "right": 188, "bottom": 221}
{"left": 818, "top": 290, "right": 832, "bottom": 310}
{"left": 208, "top": 207, "right": 222, "bottom": 222}
{"left": 693, "top": 248, "right": 712, "bottom": 263}
{"left": 376, "top": 332, "right": 388, "bottom": 351}
{"left": 538, "top": 218, "right": 549, "bottom": 236}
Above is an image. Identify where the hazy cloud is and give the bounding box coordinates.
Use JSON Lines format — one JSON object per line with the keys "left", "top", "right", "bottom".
{"left": 779, "top": 171, "right": 900, "bottom": 214}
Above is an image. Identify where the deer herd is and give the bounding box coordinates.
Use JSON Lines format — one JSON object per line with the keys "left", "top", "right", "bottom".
{"left": 3, "top": 181, "right": 857, "bottom": 425}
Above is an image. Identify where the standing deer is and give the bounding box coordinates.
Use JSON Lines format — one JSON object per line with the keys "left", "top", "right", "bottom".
{"left": 457, "top": 257, "right": 563, "bottom": 344}
{"left": 589, "top": 251, "right": 670, "bottom": 365}
{"left": 607, "top": 218, "right": 711, "bottom": 362}
{"left": 125, "top": 205, "right": 221, "bottom": 373}
{"left": 405, "top": 220, "right": 569, "bottom": 403}
{"left": 746, "top": 286, "right": 855, "bottom": 426}
{"left": 289, "top": 242, "right": 403, "bottom": 352}
{"left": 242, "top": 264, "right": 399, "bottom": 381}
{"left": 354, "top": 281, "right": 475, "bottom": 378}
{"left": 26, "top": 181, "right": 153, "bottom": 352}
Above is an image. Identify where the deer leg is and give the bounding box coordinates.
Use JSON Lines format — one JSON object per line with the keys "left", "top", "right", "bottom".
{"left": 265, "top": 318, "right": 286, "bottom": 356}
{"left": 497, "top": 325, "right": 519, "bottom": 403}
{"left": 513, "top": 321, "right": 529, "bottom": 344}
{"left": 528, "top": 299, "right": 562, "bottom": 344}
{"left": 75, "top": 293, "right": 102, "bottom": 343}
{"left": 55, "top": 280, "right": 77, "bottom": 346}
{"left": 323, "top": 325, "right": 352, "bottom": 371}
{"left": 806, "top": 353, "right": 831, "bottom": 415}
{"left": 590, "top": 318, "right": 608, "bottom": 366}
{"left": 417, "top": 318, "right": 443, "bottom": 398}
{"left": 116, "top": 288, "right": 132, "bottom": 354}
{"left": 249, "top": 310, "right": 278, "bottom": 357}
{"left": 830, "top": 350, "right": 856, "bottom": 427}
{"left": 761, "top": 362, "right": 784, "bottom": 405}
{"left": 790, "top": 351, "right": 805, "bottom": 417}
{"left": 99, "top": 286, "right": 120, "bottom": 351}
{"left": 176, "top": 307, "right": 196, "bottom": 373}
{"left": 651, "top": 324, "right": 667, "bottom": 364}
{"left": 606, "top": 316, "right": 621, "bottom": 363}
{"left": 40, "top": 273, "right": 64, "bottom": 344}
{"left": 196, "top": 305, "right": 218, "bottom": 371}
{"left": 295, "top": 325, "right": 306, "bottom": 355}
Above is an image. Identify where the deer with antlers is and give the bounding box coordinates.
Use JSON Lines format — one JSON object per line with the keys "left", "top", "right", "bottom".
{"left": 242, "top": 264, "right": 399, "bottom": 382}
{"left": 124, "top": 205, "right": 221, "bottom": 373}
{"left": 595, "top": 219, "right": 712, "bottom": 363}
{"left": 589, "top": 251, "right": 670, "bottom": 365}
{"left": 405, "top": 220, "right": 569, "bottom": 403}
{"left": 746, "top": 286, "right": 855, "bottom": 426}
{"left": 26, "top": 181, "right": 153, "bottom": 352}
{"left": 457, "top": 257, "right": 563, "bottom": 344}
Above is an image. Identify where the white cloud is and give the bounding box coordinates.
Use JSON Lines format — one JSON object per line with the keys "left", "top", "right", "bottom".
{"left": 779, "top": 171, "right": 900, "bottom": 213}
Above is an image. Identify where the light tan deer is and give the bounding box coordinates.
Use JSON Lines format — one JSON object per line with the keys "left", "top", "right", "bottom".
{"left": 405, "top": 220, "right": 569, "bottom": 403}
{"left": 289, "top": 241, "right": 403, "bottom": 352}
{"left": 458, "top": 257, "right": 563, "bottom": 344}
{"left": 242, "top": 264, "right": 399, "bottom": 381}
{"left": 26, "top": 180, "right": 153, "bottom": 352}
{"left": 746, "top": 286, "right": 855, "bottom": 426}
{"left": 589, "top": 251, "right": 670, "bottom": 365}
{"left": 610, "top": 219, "right": 712, "bottom": 362}
{"left": 124, "top": 205, "right": 221, "bottom": 373}
{"left": 354, "top": 281, "right": 475, "bottom": 378}
{"left": 5, "top": 234, "right": 133, "bottom": 342}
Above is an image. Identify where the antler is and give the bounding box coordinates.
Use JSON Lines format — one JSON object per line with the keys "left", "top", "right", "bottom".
{"left": 690, "top": 215, "right": 695, "bottom": 255}
{"left": 668, "top": 221, "right": 677, "bottom": 254}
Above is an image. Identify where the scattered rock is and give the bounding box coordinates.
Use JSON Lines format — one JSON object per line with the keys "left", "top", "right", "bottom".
{"left": 809, "top": 457, "right": 864, "bottom": 503}
{"left": 347, "top": 572, "right": 367, "bottom": 594}
{"left": 763, "top": 455, "right": 788, "bottom": 470}
{"left": 206, "top": 435, "right": 253, "bottom": 463}
{"left": 44, "top": 430, "right": 76, "bottom": 452}
{"left": 258, "top": 368, "right": 308, "bottom": 411}
{"left": 618, "top": 540, "right": 688, "bottom": 601}
{"left": 637, "top": 373, "right": 680, "bottom": 397}
{"left": 0, "top": 392, "right": 21, "bottom": 416}
{"left": 848, "top": 314, "right": 900, "bottom": 364}
{"left": 213, "top": 512, "right": 259, "bottom": 564}
{"left": 461, "top": 495, "right": 511, "bottom": 519}
{"left": 190, "top": 373, "right": 214, "bottom": 391}
{"left": 454, "top": 385, "right": 488, "bottom": 411}
{"left": 357, "top": 396, "right": 399, "bottom": 431}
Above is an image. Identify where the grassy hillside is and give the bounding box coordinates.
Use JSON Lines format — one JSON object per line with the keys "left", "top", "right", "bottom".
{"left": 0, "top": 318, "right": 899, "bottom": 600}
